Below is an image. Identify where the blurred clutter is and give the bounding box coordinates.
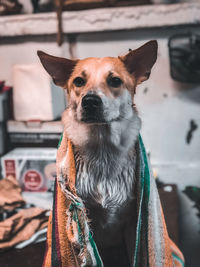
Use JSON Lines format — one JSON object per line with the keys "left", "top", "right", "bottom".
{"left": 0, "top": 0, "right": 22, "bottom": 15}
{"left": 0, "top": 59, "right": 59, "bottom": 256}
{"left": 0, "top": 176, "right": 49, "bottom": 251}
{"left": 0, "top": 38, "right": 61, "bottom": 261}
{"left": 0, "top": 81, "right": 12, "bottom": 156}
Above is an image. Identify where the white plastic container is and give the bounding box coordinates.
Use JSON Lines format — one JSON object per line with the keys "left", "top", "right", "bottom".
{"left": 1, "top": 148, "right": 57, "bottom": 192}
{"left": 13, "top": 64, "right": 66, "bottom": 121}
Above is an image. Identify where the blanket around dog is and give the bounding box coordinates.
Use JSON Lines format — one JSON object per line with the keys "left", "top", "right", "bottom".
{"left": 42, "top": 131, "right": 184, "bottom": 267}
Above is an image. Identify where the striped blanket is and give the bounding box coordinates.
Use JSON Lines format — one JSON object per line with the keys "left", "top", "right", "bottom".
{"left": 43, "top": 131, "right": 184, "bottom": 267}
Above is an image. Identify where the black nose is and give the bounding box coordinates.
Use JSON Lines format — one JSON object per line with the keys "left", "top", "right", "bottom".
{"left": 81, "top": 94, "right": 102, "bottom": 110}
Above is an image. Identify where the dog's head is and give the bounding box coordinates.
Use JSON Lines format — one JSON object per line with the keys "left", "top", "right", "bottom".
{"left": 38, "top": 41, "right": 157, "bottom": 127}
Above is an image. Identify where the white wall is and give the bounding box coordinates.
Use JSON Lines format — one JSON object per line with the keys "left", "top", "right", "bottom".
{"left": 0, "top": 35, "right": 70, "bottom": 85}
{"left": 0, "top": 25, "right": 200, "bottom": 266}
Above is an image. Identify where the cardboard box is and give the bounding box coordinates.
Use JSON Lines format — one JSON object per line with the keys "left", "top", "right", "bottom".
{"left": 1, "top": 148, "right": 57, "bottom": 192}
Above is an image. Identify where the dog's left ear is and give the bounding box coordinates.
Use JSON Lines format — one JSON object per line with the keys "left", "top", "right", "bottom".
{"left": 120, "top": 40, "right": 158, "bottom": 85}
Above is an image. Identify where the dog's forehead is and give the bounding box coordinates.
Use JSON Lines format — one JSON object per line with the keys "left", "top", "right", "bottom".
{"left": 74, "top": 57, "right": 125, "bottom": 75}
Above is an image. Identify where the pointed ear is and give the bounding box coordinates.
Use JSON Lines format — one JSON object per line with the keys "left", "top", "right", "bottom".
{"left": 120, "top": 40, "right": 158, "bottom": 84}
{"left": 37, "top": 51, "right": 77, "bottom": 87}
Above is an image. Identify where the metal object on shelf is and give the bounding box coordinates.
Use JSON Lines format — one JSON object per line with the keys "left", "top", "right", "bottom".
{"left": 168, "top": 33, "right": 200, "bottom": 83}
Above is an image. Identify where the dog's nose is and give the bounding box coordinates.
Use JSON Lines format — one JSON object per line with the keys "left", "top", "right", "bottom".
{"left": 82, "top": 94, "right": 102, "bottom": 110}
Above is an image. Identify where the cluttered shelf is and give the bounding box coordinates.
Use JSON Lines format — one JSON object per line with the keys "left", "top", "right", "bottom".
{"left": 0, "top": 2, "right": 200, "bottom": 37}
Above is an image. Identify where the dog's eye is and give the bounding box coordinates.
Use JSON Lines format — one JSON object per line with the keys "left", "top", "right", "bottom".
{"left": 107, "top": 76, "right": 122, "bottom": 88}
{"left": 73, "top": 77, "right": 85, "bottom": 87}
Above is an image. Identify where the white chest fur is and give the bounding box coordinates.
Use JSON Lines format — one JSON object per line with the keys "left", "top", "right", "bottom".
{"left": 75, "top": 147, "right": 137, "bottom": 239}
{"left": 75, "top": 147, "right": 137, "bottom": 210}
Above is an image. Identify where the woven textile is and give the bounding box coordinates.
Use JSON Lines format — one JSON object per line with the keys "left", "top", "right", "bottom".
{"left": 43, "top": 132, "right": 184, "bottom": 267}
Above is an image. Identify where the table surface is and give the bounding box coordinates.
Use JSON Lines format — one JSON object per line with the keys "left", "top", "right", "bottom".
{"left": 0, "top": 242, "right": 46, "bottom": 267}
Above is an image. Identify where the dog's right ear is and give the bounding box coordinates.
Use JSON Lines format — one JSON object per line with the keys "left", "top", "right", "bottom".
{"left": 37, "top": 51, "right": 77, "bottom": 87}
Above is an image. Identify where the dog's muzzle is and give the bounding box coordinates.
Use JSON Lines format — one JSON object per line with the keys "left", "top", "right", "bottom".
{"left": 81, "top": 94, "right": 104, "bottom": 123}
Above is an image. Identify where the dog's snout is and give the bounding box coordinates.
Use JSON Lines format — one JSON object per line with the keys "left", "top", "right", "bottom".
{"left": 81, "top": 94, "right": 104, "bottom": 123}
{"left": 82, "top": 94, "right": 102, "bottom": 110}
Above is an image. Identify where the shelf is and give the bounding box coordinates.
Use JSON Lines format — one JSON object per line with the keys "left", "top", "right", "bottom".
{"left": 0, "top": 3, "right": 200, "bottom": 37}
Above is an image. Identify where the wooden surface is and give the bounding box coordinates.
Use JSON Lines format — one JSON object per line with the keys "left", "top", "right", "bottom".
{"left": 0, "top": 242, "right": 46, "bottom": 267}
{"left": 0, "top": 3, "right": 199, "bottom": 37}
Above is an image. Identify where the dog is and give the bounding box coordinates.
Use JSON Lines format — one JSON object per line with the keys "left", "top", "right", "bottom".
{"left": 38, "top": 40, "right": 157, "bottom": 267}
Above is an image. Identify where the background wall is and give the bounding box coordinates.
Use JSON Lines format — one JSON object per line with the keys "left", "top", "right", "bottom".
{"left": 0, "top": 24, "right": 200, "bottom": 266}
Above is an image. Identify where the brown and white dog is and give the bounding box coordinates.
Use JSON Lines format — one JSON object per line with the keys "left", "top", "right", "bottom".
{"left": 38, "top": 40, "right": 157, "bottom": 267}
